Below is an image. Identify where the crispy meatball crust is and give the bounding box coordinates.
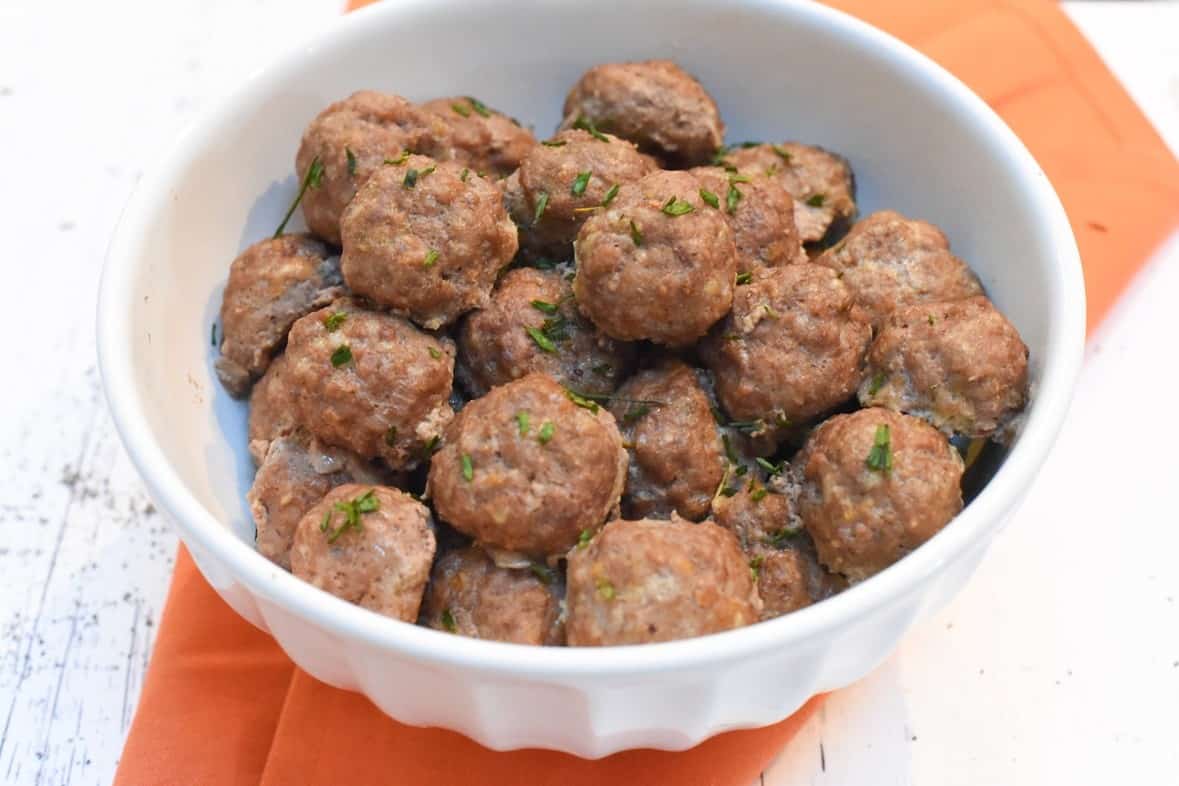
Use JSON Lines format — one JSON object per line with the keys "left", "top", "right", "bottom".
{"left": 860, "top": 296, "right": 1029, "bottom": 438}
{"left": 456, "top": 266, "right": 633, "bottom": 397}
{"left": 796, "top": 408, "right": 964, "bottom": 581}
{"left": 421, "top": 546, "right": 563, "bottom": 645}
{"left": 815, "top": 210, "right": 983, "bottom": 325}
{"left": 701, "top": 265, "right": 871, "bottom": 430}
{"left": 505, "top": 128, "right": 656, "bottom": 261}
{"left": 340, "top": 154, "right": 518, "bottom": 329}
{"left": 690, "top": 167, "right": 805, "bottom": 271}
{"left": 247, "top": 352, "right": 298, "bottom": 465}
{"left": 574, "top": 170, "right": 737, "bottom": 346}
{"left": 723, "top": 142, "right": 856, "bottom": 245}
{"left": 609, "top": 360, "right": 725, "bottom": 521}
{"left": 560, "top": 60, "right": 724, "bottom": 167}
{"left": 290, "top": 484, "right": 435, "bottom": 621}
{"left": 295, "top": 91, "right": 442, "bottom": 244}
{"left": 283, "top": 300, "right": 455, "bottom": 469}
{"left": 215, "top": 234, "right": 344, "bottom": 397}
{"left": 419, "top": 97, "right": 535, "bottom": 179}
{"left": 248, "top": 434, "right": 390, "bottom": 570}
{"left": 565, "top": 516, "right": 760, "bottom": 646}
{"left": 428, "top": 373, "right": 627, "bottom": 557}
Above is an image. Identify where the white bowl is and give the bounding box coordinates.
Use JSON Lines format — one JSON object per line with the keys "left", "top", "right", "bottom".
{"left": 97, "top": 0, "right": 1085, "bottom": 757}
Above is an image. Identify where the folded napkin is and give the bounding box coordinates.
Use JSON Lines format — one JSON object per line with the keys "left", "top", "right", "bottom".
{"left": 114, "top": 1, "right": 1179, "bottom": 784}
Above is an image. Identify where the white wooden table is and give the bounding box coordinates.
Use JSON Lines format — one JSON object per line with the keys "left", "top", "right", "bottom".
{"left": 2, "top": 2, "right": 1177, "bottom": 784}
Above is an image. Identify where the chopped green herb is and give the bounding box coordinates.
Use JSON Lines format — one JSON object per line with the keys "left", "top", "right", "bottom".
{"left": 578, "top": 529, "right": 593, "bottom": 549}
{"left": 322, "top": 488, "right": 379, "bottom": 544}
{"left": 710, "top": 145, "right": 732, "bottom": 165}
{"left": 806, "top": 193, "right": 826, "bottom": 207}
{"left": 867, "top": 371, "right": 887, "bottom": 396}
{"left": 927, "top": 314, "right": 936, "bottom": 326}
{"left": 324, "top": 311, "right": 348, "bottom": 332}
{"left": 595, "top": 577, "right": 615, "bottom": 600}
{"left": 451, "top": 102, "right": 471, "bottom": 117}
{"left": 440, "top": 608, "right": 457, "bottom": 632}
{"left": 866, "top": 424, "right": 893, "bottom": 473}
{"left": 629, "top": 219, "right": 643, "bottom": 247}
{"left": 516, "top": 410, "right": 530, "bottom": 436}
{"left": 719, "top": 484, "right": 739, "bottom": 497}
{"left": 571, "top": 170, "right": 592, "bottom": 197}
{"left": 729, "top": 419, "right": 765, "bottom": 434}
{"left": 699, "top": 188, "right": 720, "bottom": 209}
{"left": 540, "top": 315, "right": 570, "bottom": 342}
{"left": 531, "top": 257, "right": 557, "bottom": 270}
{"left": 525, "top": 325, "right": 557, "bottom": 353}
{"left": 459, "top": 167, "right": 470, "bottom": 182}
{"left": 572, "top": 115, "right": 609, "bottom": 142}
{"left": 773, "top": 412, "right": 792, "bottom": 429}
{"left": 385, "top": 425, "right": 398, "bottom": 446}
{"left": 762, "top": 304, "right": 780, "bottom": 319}
{"left": 722, "top": 434, "right": 740, "bottom": 464}
{"left": 330, "top": 344, "right": 352, "bottom": 367}
{"left": 749, "top": 555, "right": 764, "bottom": 581}
{"left": 728, "top": 173, "right": 752, "bottom": 184}
{"left": 737, "top": 141, "right": 763, "bottom": 149}
{"left": 420, "top": 434, "right": 441, "bottom": 460}
{"left": 736, "top": 271, "right": 753, "bottom": 285}
{"left": 622, "top": 404, "right": 651, "bottom": 424}
{"left": 460, "top": 453, "right": 474, "bottom": 482}
{"left": 346, "top": 147, "right": 357, "bottom": 176}
{"left": 662, "top": 196, "right": 694, "bottom": 216}
{"left": 541, "top": 139, "right": 567, "bottom": 147}
{"left": 465, "top": 96, "right": 492, "bottom": 118}
{"left": 771, "top": 144, "right": 792, "bottom": 162}
{"left": 384, "top": 150, "right": 411, "bottom": 166}
{"left": 533, "top": 191, "right": 549, "bottom": 225}
{"left": 529, "top": 563, "right": 555, "bottom": 585}
{"left": 735, "top": 464, "right": 749, "bottom": 477}
{"left": 273, "top": 155, "right": 324, "bottom": 237}
{"left": 756, "top": 457, "right": 784, "bottom": 475}
{"left": 538, "top": 421, "right": 555, "bottom": 444}
{"left": 210, "top": 323, "right": 217, "bottom": 347}
{"left": 724, "top": 332, "right": 741, "bottom": 342}
{"left": 750, "top": 485, "right": 768, "bottom": 502}
{"left": 403, "top": 168, "right": 420, "bottom": 188}
{"left": 726, "top": 183, "right": 743, "bottom": 214}
{"left": 530, "top": 299, "right": 559, "bottom": 315}
{"left": 565, "top": 389, "right": 600, "bottom": 413}
{"left": 601, "top": 183, "right": 620, "bottom": 207}
{"left": 428, "top": 346, "right": 442, "bottom": 360}
{"left": 423, "top": 248, "right": 440, "bottom": 268}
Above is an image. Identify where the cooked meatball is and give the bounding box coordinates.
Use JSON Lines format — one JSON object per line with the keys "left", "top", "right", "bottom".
{"left": 339, "top": 154, "right": 517, "bottom": 329}
{"left": 560, "top": 60, "right": 724, "bottom": 167}
{"left": 456, "top": 266, "right": 633, "bottom": 397}
{"left": 295, "top": 91, "right": 442, "bottom": 244}
{"left": 795, "top": 408, "right": 964, "bottom": 581}
{"left": 701, "top": 265, "right": 871, "bottom": 434}
{"left": 215, "top": 234, "right": 344, "bottom": 397}
{"left": 609, "top": 360, "right": 725, "bottom": 521}
{"left": 248, "top": 434, "right": 389, "bottom": 570}
{"left": 283, "top": 299, "right": 455, "bottom": 469}
{"left": 565, "top": 516, "right": 760, "bottom": 645}
{"left": 814, "top": 210, "right": 983, "bottom": 325}
{"left": 247, "top": 352, "right": 298, "bottom": 465}
{"left": 722, "top": 142, "right": 856, "bottom": 245}
{"left": 690, "top": 167, "right": 805, "bottom": 271}
{"left": 420, "top": 545, "right": 563, "bottom": 645}
{"left": 751, "top": 542, "right": 846, "bottom": 620}
{"left": 427, "top": 373, "right": 627, "bottom": 557}
{"left": 860, "top": 296, "right": 1028, "bottom": 439}
{"left": 504, "top": 128, "right": 655, "bottom": 261}
{"left": 711, "top": 473, "right": 798, "bottom": 551}
{"left": 419, "top": 96, "right": 535, "bottom": 179}
{"left": 574, "top": 170, "right": 737, "bottom": 346}
{"left": 290, "top": 484, "right": 435, "bottom": 621}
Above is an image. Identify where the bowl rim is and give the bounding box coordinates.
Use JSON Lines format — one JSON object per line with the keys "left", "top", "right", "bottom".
{"left": 97, "top": 0, "right": 1085, "bottom": 677}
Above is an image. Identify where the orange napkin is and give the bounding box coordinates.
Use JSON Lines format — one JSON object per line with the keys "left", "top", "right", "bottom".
{"left": 115, "top": 1, "right": 1179, "bottom": 784}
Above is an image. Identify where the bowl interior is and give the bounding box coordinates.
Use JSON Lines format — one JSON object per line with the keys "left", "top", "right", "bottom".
{"left": 102, "top": 0, "right": 1078, "bottom": 653}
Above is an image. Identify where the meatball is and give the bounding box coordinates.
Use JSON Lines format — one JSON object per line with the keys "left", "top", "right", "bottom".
{"left": 751, "top": 542, "right": 846, "bottom": 620}
{"left": 339, "top": 154, "right": 517, "bottom": 329}
{"left": 283, "top": 299, "right": 455, "bottom": 469}
{"left": 420, "top": 546, "right": 563, "bottom": 645}
{"left": 795, "top": 408, "right": 964, "bottom": 581}
{"left": 565, "top": 516, "right": 760, "bottom": 646}
{"left": 690, "top": 167, "right": 805, "bottom": 272}
{"left": 722, "top": 142, "right": 856, "bottom": 245}
{"left": 609, "top": 360, "right": 725, "bottom": 521}
{"left": 248, "top": 434, "right": 389, "bottom": 570}
{"left": 456, "top": 266, "right": 633, "bottom": 397}
{"left": 247, "top": 352, "right": 297, "bottom": 465}
{"left": 860, "top": 296, "right": 1029, "bottom": 439}
{"left": 559, "top": 60, "right": 724, "bottom": 167}
{"left": 427, "top": 373, "right": 627, "bottom": 557}
{"left": 701, "top": 265, "right": 871, "bottom": 434}
{"left": 814, "top": 210, "right": 983, "bottom": 325}
{"left": 419, "top": 96, "right": 535, "bottom": 179}
{"left": 711, "top": 473, "right": 798, "bottom": 551}
{"left": 295, "top": 91, "right": 441, "bottom": 244}
{"left": 215, "top": 234, "right": 344, "bottom": 397}
{"left": 504, "top": 128, "right": 655, "bottom": 261}
{"left": 574, "top": 170, "right": 737, "bottom": 346}
{"left": 290, "top": 484, "right": 435, "bottom": 621}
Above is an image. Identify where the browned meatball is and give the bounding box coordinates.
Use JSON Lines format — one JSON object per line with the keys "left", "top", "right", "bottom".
{"left": 427, "top": 373, "right": 627, "bottom": 557}
{"left": 690, "top": 167, "right": 805, "bottom": 272}
{"left": 248, "top": 434, "right": 389, "bottom": 570}
{"left": 701, "top": 265, "right": 871, "bottom": 434}
{"left": 609, "top": 360, "right": 725, "bottom": 521}
{"left": 419, "top": 97, "right": 535, "bottom": 179}
{"left": 560, "top": 61, "right": 724, "bottom": 167}
{"left": 565, "top": 516, "right": 759, "bottom": 646}
{"left": 295, "top": 91, "right": 442, "bottom": 244}
{"left": 420, "top": 546, "right": 563, "bottom": 645}
{"left": 456, "top": 266, "right": 633, "bottom": 397}
{"left": 290, "top": 484, "right": 435, "bottom": 621}
{"left": 860, "top": 296, "right": 1029, "bottom": 439}
{"left": 796, "top": 408, "right": 964, "bottom": 581}
{"left": 711, "top": 473, "right": 798, "bottom": 551}
{"left": 574, "top": 170, "right": 737, "bottom": 346}
{"left": 750, "top": 542, "right": 846, "bottom": 620}
{"left": 283, "top": 299, "right": 455, "bottom": 469}
{"left": 814, "top": 210, "right": 983, "bottom": 325}
{"left": 215, "top": 235, "right": 344, "bottom": 397}
{"left": 247, "top": 352, "right": 297, "bottom": 465}
{"left": 504, "top": 128, "right": 655, "bottom": 261}
{"left": 339, "top": 154, "right": 517, "bottom": 329}
{"left": 722, "top": 142, "right": 856, "bottom": 245}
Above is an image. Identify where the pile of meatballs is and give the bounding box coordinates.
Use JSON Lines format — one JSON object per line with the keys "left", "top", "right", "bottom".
{"left": 215, "top": 60, "right": 1029, "bottom": 647}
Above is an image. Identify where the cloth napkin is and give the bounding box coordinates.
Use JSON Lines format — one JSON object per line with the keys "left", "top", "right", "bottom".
{"left": 114, "top": 1, "right": 1179, "bottom": 784}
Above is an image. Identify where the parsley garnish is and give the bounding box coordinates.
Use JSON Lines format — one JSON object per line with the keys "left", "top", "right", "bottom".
{"left": 525, "top": 325, "right": 557, "bottom": 353}
{"left": 595, "top": 577, "right": 616, "bottom": 600}
{"left": 420, "top": 434, "right": 441, "bottom": 460}
{"left": 726, "top": 183, "right": 743, "bottom": 214}
{"left": 516, "top": 410, "right": 530, "bottom": 436}
{"left": 867, "top": 371, "right": 887, "bottom": 396}
{"left": 771, "top": 144, "right": 792, "bottom": 162}
{"left": 460, "top": 453, "right": 474, "bottom": 482}
{"left": 571, "top": 170, "right": 591, "bottom": 197}
{"left": 538, "top": 421, "right": 555, "bottom": 444}
{"left": 766, "top": 527, "right": 801, "bottom": 549}
{"left": 749, "top": 554, "right": 764, "bottom": 581}
{"left": 565, "top": 389, "right": 600, "bottom": 413}
{"left": 451, "top": 102, "right": 471, "bottom": 117}
{"left": 736, "top": 271, "right": 752, "bottom": 285}
{"left": 629, "top": 219, "right": 643, "bottom": 247}
{"left": 459, "top": 167, "right": 470, "bottom": 182}
{"left": 750, "top": 484, "right": 768, "bottom": 502}
{"left": 866, "top": 424, "right": 893, "bottom": 473}
{"left": 466, "top": 96, "right": 492, "bottom": 118}
{"left": 762, "top": 304, "right": 780, "bottom": 319}
{"left": 806, "top": 193, "right": 826, "bottom": 207}
{"left": 330, "top": 344, "right": 352, "bottom": 367}
{"left": 323, "top": 311, "right": 348, "bottom": 332}
{"left": 662, "top": 196, "right": 694, "bottom": 216}
{"left": 572, "top": 115, "right": 609, "bottom": 142}
{"left": 529, "top": 563, "right": 555, "bottom": 585}
{"left": 440, "top": 608, "right": 457, "bottom": 632}
{"left": 622, "top": 404, "right": 651, "bottom": 424}
{"left": 756, "top": 457, "right": 785, "bottom": 475}
{"left": 578, "top": 529, "right": 593, "bottom": 549}
{"left": 541, "top": 139, "right": 567, "bottom": 147}
{"left": 319, "top": 488, "right": 379, "bottom": 544}
{"left": 384, "top": 150, "right": 411, "bottom": 166}
{"left": 273, "top": 155, "right": 324, "bottom": 237}
{"left": 346, "top": 147, "right": 357, "bottom": 176}
{"left": 533, "top": 191, "right": 549, "bottom": 225}
{"left": 530, "top": 299, "right": 559, "bottom": 315}
{"left": 403, "top": 168, "right": 420, "bottom": 188}
{"left": 601, "top": 183, "right": 620, "bottom": 207}
{"left": 428, "top": 346, "right": 442, "bottom": 360}
{"left": 699, "top": 188, "right": 720, "bottom": 209}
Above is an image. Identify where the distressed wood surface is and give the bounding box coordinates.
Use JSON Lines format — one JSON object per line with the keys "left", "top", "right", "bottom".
{"left": 1, "top": 2, "right": 1176, "bottom": 785}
